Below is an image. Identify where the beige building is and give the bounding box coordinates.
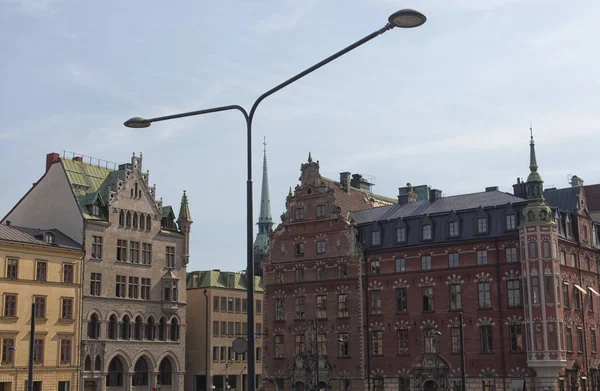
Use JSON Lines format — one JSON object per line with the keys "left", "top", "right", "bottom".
{"left": 3, "top": 152, "right": 192, "bottom": 391}
{"left": 0, "top": 223, "right": 84, "bottom": 391}
{"left": 185, "top": 270, "right": 263, "bottom": 391}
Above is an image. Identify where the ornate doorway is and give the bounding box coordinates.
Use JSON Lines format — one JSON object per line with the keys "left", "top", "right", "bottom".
{"left": 423, "top": 380, "right": 439, "bottom": 391}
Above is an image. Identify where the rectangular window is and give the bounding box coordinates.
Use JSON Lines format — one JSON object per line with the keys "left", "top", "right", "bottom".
{"left": 256, "top": 323, "right": 262, "bottom": 339}
{"left": 129, "top": 241, "right": 140, "bottom": 263}
{"left": 63, "top": 264, "right": 74, "bottom": 284}
{"left": 212, "top": 347, "right": 219, "bottom": 362}
{"left": 242, "top": 298, "right": 247, "bottom": 313}
{"left": 480, "top": 326, "right": 493, "bottom": 352}
{"left": 276, "top": 271, "right": 284, "bottom": 283}
{"left": 316, "top": 204, "right": 326, "bottom": 217}
{"left": 317, "top": 333, "right": 327, "bottom": 356}
{"left": 450, "top": 284, "right": 462, "bottom": 310}
{"left": 294, "top": 297, "right": 305, "bottom": 320}
{"left": 295, "top": 208, "right": 304, "bottom": 220}
{"left": 396, "top": 287, "right": 408, "bottom": 313}
{"left": 371, "top": 331, "right": 383, "bottom": 355}
{"left": 509, "top": 325, "right": 524, "bottom": 351}
{"left": 338, "top": 294, "right": 349, "bottom": 318}
{"left": 295, "top": 333, "right": 305, "bottom": 356}
{"left": 396, "top": 227, "right": 406, "bottom": 243}
{"left": 371, "top": 261, "right": 380, "bottom": 275}
{"left": 213, "top": 296, "right": 219, "bottom": 312}
{"left": 371, "top": 290, "right": 382, "bottom": 315}
{"left": 421, "top": 255, "right": 432, "bottom": 270}
{"left": 548, "top": 323, "right": 556, "bottom": 350}
{"left": 295, "top": 243, "right": 304, "bottom": 256}
{"left": 545, "top": 275, "right": 554, "bottom": 305}
{"left": 213, "top": 321, "right": 219, "bottom": 337}
{"left": 560, "top": 250, "right": 567, "bottom": 265}
{"left": 90, "top": 273, "right": 101, "bottom": 296}
{"left": 506, "top": 214, "right": 516, "bottom": 230}
{"left": 542, "top": 242, "right": 550, "bottom": 258}
{"left": 166, "top": 246, "right": 175, "bottom": 268}
{"left": 371, "top": 231, "right": 381, "bottom": 246}
{"left": 91, "top": 236, "right": 103, "bottom": 259}
{"left": 61, "top": 298, "right": 73, "bottom": 319}
{"left": 235, "top": 322, "right": 241, "bottom": 337}
{"left": 128, "top": 277, "right": 139, "bottom": 299}
{"left": 256, "top": 299, "right": 262, "bottom": 314}
{"left": 221, "top": 297, "right": 227, "bottom": 313}
{"left": 397, "top": 329, "right": 409, "bottom": 354}
{"left": 317, "top": 240, "right": 326, "bottom": 254}
{"left": 535, "top": 324, "right": 543, "bottom": 350}
{"left": 228, "top": 297, "right": 234, "bottom": 312}
{"left": 592, "top": 329, "right": 597, "bottom": 352}
{"left": 531, "top": 277, "right": 540, "bottom": 305}
{"left": 116, "top": 275, "right": 126, "bottom": 298}
{"left": 477, "top": 250, "right": 488, "bottom": 265}
{"left": 117, "top": 240, "right": 127, "bottom": 262}
{"left": 338, "top": 333, "right": 349, "bottom": 357}
{"left": 228, "top": 322, "right": 234, "bottom": 337}
{"left": 58, "top": 381, "right": 70, "bottom": 391}
{"left": 220, "top": 322, "right": 227, "bottom": 337}
{"left": 477, "top": 217, "right": 488, "bottom": 233}
{"left": 566, "top": 326, "right": 573, "bottom": 351}
{"left": 34, "top": 296, "right": 46, "bottom": 318}
{"left": 295, "top": 269, "right": 304, "bottom": 282}
{"left": 422, "top": 286, "right": 434, "bottom": 312}
{"left": 275, "top": 298, "right": 284, "bottom": 321}
{"left": 577, "top": 328, "right": 584, "bottom": 352}
{"left": 505, "top": 247, "right": 518, "bottom": 263}
{"left": 574, "top": 288, "right": 581, "bottom": 311}
{"left": 451, "top": 326, "right": 460, "bottom": 353}
{"left": 4, "top": 294, "right": 17, "bottom": 317}
{"left": 571, "top": 253, "right": 577, "bottom": 267}
{"left": 396, "top": 258, "right": 405, "bottom": 272}
{"left": 422, "top": 224, "right": 432, "bottom": 240}
{"left": 482, "top": 380, "right": 495, "bottom": 391}
{"left": 34, "top": 338, "right": 44, "bottom": 364}
{"left": 478, "top": 282, "right": 491, "bottom": 308}
{"left": 529, "top": 241, "right": 537, "bottom": 258}
{"left": 448, "top": 253, "right": 459, "bottom": 268}
{"left": 317, "top": 294, "right": 327, "bottom": 319}
{"left": 142, "top": 243, "right": 152, "bottom": 265}
{"left": 6, "top": 258, "right": 18, "bottom": 279}
{"left": 563, "top": 283, "right": 570, "bottom": 307}
{"left": 141, "top": 278, "right": 151, "bottom": 300}
{"left": 507, "top": 280, "right": 522, "bottom": 307}
{"left": 275, "top": 335, "right": 284, "bottom": 358}
{"left": 316, "top": 266, "right": 326, "bottom": 281}
{"left": 337, "top": 264, "right": 347, "bottom": 279}
{"left": 36, "top": 261, "right": 47, "bottom": 282}
{"left": 220, "top": 347, "right": 226, "bottom": 362}
{"left": 2, "top": 338, "right": 15, "bottom": 363}
{"left": 235, "top": 298, "right": 241, "bottom": 313}
{"left": 60, "top": 339, "right": 72, "bottom": 364}
{"left": 449, "top": 221, "right": 459, "bottom": 237}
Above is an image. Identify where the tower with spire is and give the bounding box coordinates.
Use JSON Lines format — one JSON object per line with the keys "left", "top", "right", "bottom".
{"left": 254, "top": 137, "right": 273, "bottom": 276}
{"left": 177, "top": 190, "right": 193, "bottom": 266}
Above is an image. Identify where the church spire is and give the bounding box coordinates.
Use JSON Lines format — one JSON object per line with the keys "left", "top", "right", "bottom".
{"left": 253, "top": 137, "right": 273, "bottom": 276}
{"left": 529, "top": 123, "right": 538, "bottom": 174}
{"left": 526, "top": 125, "right": 543, "bottom": 195}
{"left": 258, "top": 137, "right": 272, "bottom": 224}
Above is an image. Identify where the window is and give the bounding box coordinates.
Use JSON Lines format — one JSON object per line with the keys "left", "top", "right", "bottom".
{"left": 116, "top": 276, "right": 126, "bottom": 298}
{"left": 563, "top": 283, "right": 570, "bottom": 308}
{"left": 63, "top": 264, "right": 74, "bottom": 284}
{"left": 242, "top": 298, "right": 247, "bottom": 313}
{"left": 371, "top": 261, "right": 380, "bottom": 275}
{"left": 338, "top": 294, "right": 349, "bottom": 318}
{"left": 480, "top": 326, "right": 493, "bottom": 352}
{"left": 371, "top": 290, "right": 382, "bottom": 315}
{"left": 316, "top": 204, "right": 326, "bottom": 217}
{"left": 132, "top": 213, "right": 138, "bottom": 228}
{"left": 275, "top": 335, "right": 284, "bottom": 358}
{"left": 397, "top": 329, "right": 409, "bottom": 354}
{"left": 574, "top": 287, "right": 581, "bottom": 311}
{"left": 4, "top": 294, "right": 17, "bottom": 317}
{"left": 119, "top": 210, "right": 124, "bottom": 226}
{"left": 545, "top": 275, "right": 554, "bottom": 305}
{"left": 566, "top": 326, "right": 573, "bottom": 351}
{"left": 448, "top": 253, "right": 459, "bottom": 268}
{"left": 531, "top": 277, "right": 540, "bottom": 305}
{"left": 396, "top": 288, "right": 408, "bottom": 313}
{"left": 371, "top": 330, "right": 383, "bottom": 355}
{"left": 6, "top": 258, "right": 18, "bottom": 279}
{"left": 228, "top": 297, "right": 234, "bottom": 313}
{"left": 88, "top": 314, "right": 100, "bottom": 339}
{"left": 235, "top": 322, "right": 241, "bottom": 337}
{"left": 477, "top": 250, "right": 488, "bottom": 265}
{"left": 529, "top": 241, "right": 539, "bottom": 259}
{"left": 451, "top": 326, "right": 460, "bottom": 353}
{"left": 449, "top": 220, "right": 459, "bottom": 237}
{"left": 373, "top": 378, "right": 384, "bottom": 391}
{"left": 338, "top": 333, "right": 349, "bottom": 357}
{"left": 560, "top": 250, "right": 567, "bottom": 265}
{"left": 126, "top": 212, "right": 132, "bottom": 227}
{"left": 235, "top": 298, "right": 241, "bottom": 313}
{"left": 422, "top": 224, "right": 432, "bottom": 240}
{"left": 142, "top": 243, "right": 152, "bottom": 265}
{"left": 317, "top": 294, "right": 327, "bottom": 319}
{"left": 450, "top": 284, "right": 462, "bottom": 310}
{"left": 61, "top": 298, "right": 73, "bottom": 319}
{"left": 146, "top": 215, "right": 151, "bottom": 230}
{"left": 399, "top": 378, "right": 410, "bottom": 391}
{"left": 317, "top": 333, "right": 327, "bottom": 355}
{"left": 295, "top": 208, "right": 304, "bottom": 220}
{"left": 129, "top": 241, "right": 140, "bottom": 263}
{"left": 34, "top": 296, "right": 46, "bottom": 318}
{"left": 317, "top": 240, "right": 326, "bottom": 254}
{"left": 507, "top": 280, "right": 522, "bottom": 307}
{"left": 256, "top": 323, "right": 262, "bottom": 339}
{"left": 542, "top": 242, "right": 551, "bottom": 258}
{"left": 163, "top": 279, "right": 178, "bottom": 302}
{"left": 220, "top": 347, "right": 226, "bottom": 362}
{"left": 482, "top": 380, "right": 495, "bottom": 391}
{"left": 571, "top": 253, "right": 577, "bottom": 267}
{"left": 140, "top": 214, "right": 145, "bottom": 230}
{"left": 220, "top": 322, "right": 227, "bottom": 337}
{"left": 34, "top": 338, "right": 44, "bottom": 364}
{"left": 506, "top": 214, "right": 516, "bottom": 230}
{"left": 44, "top": 232, "right": 55, "bottom": 243}
{"left": 295, "top": 243, "right": 304, "bottom": 256}
{"left": 122, "top": 316, "right": 131, "bottom": 340}
{"left": 371, "top": 231, "right": 381, "bottom": 246}
{"left": 423, "top": 328, "right": 439, "bottom": 353}
{"left": 592, "top": 329, "right": 597, "bottom": 352}
{"left": 294, "top": 297, "right": 305, "bottom": 320}
{"left": 141, "top": 278, "right": 151, "bottom": 300}
{"left": 128, "top": 277, "right": 139, "bottom": 299}
{"left": 133, "top": 358, "right": 149, "bottom": 386}
{"left": 276, "top": 270, "right": 284, "bottom": 284}
{"left": 422, "top": 286, "right": 434, "bottom": 311}
{"left": 212, "top": 346, "right": 218, "bottom": 362}
{"left": 477, "top": 217, "right": 488, "bottom": 233}
{"left": 158, "top": 358, "right": 172, "bottom": 386}
{"left": 256, "top": 299, "right": 262, "bottom": 314}
{"left": 91, "top": 236, "right": 103, "bottom": 259}
{"left": 60, "top": 339, "right": 72, "bottom": 364}
{"left": 396, "top": 227, "right": 406, "bottom": 243}
{"left": 478, "top": 282, "right": 491, "bottom": 308}
{"left": 337, "top": 264, "right": 347, "bottom": 279}
{"left": 275, "top": 298, "right": 284, "bottom": 321}
{"left": 36, "top": 261, "right": 47, "bottom": 282}
{"left": 505, "top": 247, "right": 518, "bottom": 263}
{"left": 117, "top": 240, "right": 127, "bottom": 262}
{"left": 421, "top": 255, "right": 432, "bottom": 270}
{"left": 212, "top": 321, "right": 219, "bottom": 337}
{"left": 548, "top": 323, "right": 556, "bottom": 350}
{"left": 316, "top": 266, "right": 326, "bottom": 281}
{"left": 295, "top": 269, "right": 304, "bottom": 282}
{"left": 146, "top": 317, "right": 155, "bottom": 341}
{"left": 509, "top": 325, "right": 524, "bottom": 352}
{"left": 395, "top": 258, "right": 405, "bottom": 272}
{"left": 2, "top": 338, "right": 15, "bottom": 363}
{"left": 256, "top": 347, "right": 262, "bottom": 362}
{"left": 577, "top": 328, "right": 584, "bottom": 352}
{"left": 228, "top": 322, "right": 234, "bottom": 337}
{"left": 166, "top": 246, "right": 175, "bottom": 268}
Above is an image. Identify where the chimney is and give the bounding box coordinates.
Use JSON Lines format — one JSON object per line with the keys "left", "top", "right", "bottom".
{"left": 73, "top": 156, "right": 83, "bottom": 162}
{"left": 398, "top": 183, "right": 418, "bottom": 205}
{"left": 485, "top": 186, "right": 499, "bottom": 192}
{"left": 513, "top": 177, "right": 527, "bottom": 198}
{"left": 45, "top": 152, "right": 61, "bottom": 173}
{"left": 350, "top": 174, "right": 373, "bottom": 192}
{"left": 570, "top": 175, "right": 584, "bottom": 187}
{"left": 340, "top": 172, "right": 351, "bottom": 192}
{"left": 429, "top": 189, "right": 442, "bottom": 202}
{"left": 5, "top": 220, "right": 10, "bottom": 226}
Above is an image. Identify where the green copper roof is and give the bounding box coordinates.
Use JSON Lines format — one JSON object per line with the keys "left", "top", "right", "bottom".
{"left": 61, "top": 158, "right": 113, "bottom": 220}
{"left": 162, "top": 205, "right": 174, "bottom": 219}
{"left": 186, "top": 270, "right": 263, "bottom": 292}
{"left": 177, "top": 190, "right": 192, "bottom": 223}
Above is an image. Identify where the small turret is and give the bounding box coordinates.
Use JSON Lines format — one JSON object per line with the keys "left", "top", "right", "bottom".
{"left": 177, "top": 190, "right": 193, "bottom": 266}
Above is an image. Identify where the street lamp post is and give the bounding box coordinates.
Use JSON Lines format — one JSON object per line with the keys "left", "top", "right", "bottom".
{"left": 124, "top": 9, "right": 426, "bottom": 390}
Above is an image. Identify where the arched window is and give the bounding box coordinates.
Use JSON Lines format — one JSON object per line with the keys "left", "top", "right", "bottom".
{"left": 94, "top": 355, "right": 101, "bottom": 371}
{"left": 108, "top": 315, "right": 118, "bottom": 340}
{"left": 158, "top": 358, "right": 172, "bottom": 385}
{"left": 170, "top": 318, "right": 180, "bottom": 341}
{"left": 135, "top": 316, "right": 144, "bottom": 340}
{"left": 133, "top": 357, "right": 149, "bottom": 386}
{"left": 134, "top": 183, "right": 139, "bottom": 198}
{"left": 146, "top": 215, "right": 151, "bottom": 231}
{"left": 84, "top": 355, "right": 91, "bottom": 371}
{"left": 146, "top": 317, "right": 155, "bottom": 341}
{"left": 140, "top": 214, "right": 145, "bottom": 230}
{"left": 126, "top": 212, "right": 132, "bottom": 227}
{"left": 122, "top": 315, "right": 131, "bottom": 340}
{"left": 119, "top": 210, "right": 124, "bottom": 226}
{"left": 88, "top": 313, "right": 100, "bottom": 339}
{"left": 106, "top": 357, "right": 124, "bottom": 387}
{"left": 159, "top": 317, "right": 167, "bottom": 341}
{"left": 133, "top": 213, "right": 138, "bottom": 228}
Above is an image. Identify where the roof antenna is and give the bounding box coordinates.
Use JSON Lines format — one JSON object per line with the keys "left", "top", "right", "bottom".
{"left": 529, "top": 121, "right": 533, "bottom": 141}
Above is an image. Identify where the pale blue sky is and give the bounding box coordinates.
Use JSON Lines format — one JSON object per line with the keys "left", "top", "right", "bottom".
{"left": 1, "top": 0, "right": 599, "bottom": 272}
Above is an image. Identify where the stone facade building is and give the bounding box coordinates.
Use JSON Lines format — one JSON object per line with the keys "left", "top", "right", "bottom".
{"left": 2, "top": 152, "right": 192, "bottom": 391}
{"left": 263, "top": 143, "right": 600, "bottom": 391}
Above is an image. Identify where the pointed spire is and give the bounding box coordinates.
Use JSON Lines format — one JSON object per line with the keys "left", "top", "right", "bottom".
{"left": 308, "top": 151, "right": 312, "bottom": 163}
{"left": 177, "top": 190, "right": 193, "bottom": 223}
{"left": 529, "top": 122, "right": 538, "bottom": 173}
{"left": 258, "top": 137, "right": 272, "bottom": 223}
{"left": 525, "top": 125, "right": 544, "bottom": 202}
{"left": 288, "top": 187, "right": 292, "bottom": 197}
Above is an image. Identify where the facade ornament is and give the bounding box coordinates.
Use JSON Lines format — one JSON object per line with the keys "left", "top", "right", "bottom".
{"left": 419, "top": 276, "right": 436, "bottom": 287}
{"left": 446, "top": 274, "right": 464, "bottom": 285}
{"left": 474, "top": 273, "right": 492, "bottom": 283}
{"left": 393, "top": 279, "right": 410, "bottom": 289}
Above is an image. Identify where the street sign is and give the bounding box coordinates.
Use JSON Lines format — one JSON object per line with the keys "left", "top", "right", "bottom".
{"left": 232, "top": 337, "right": 248, "bottom": 354}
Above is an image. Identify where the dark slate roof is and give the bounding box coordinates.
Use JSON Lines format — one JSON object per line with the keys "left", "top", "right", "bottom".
{"left": 0, "top": 224, "right": 82, "bottom": 250}
{"left": 186, "top": 270, "right": 264, "bottom": 292}
{"left": 320, "top": 177, "right": 396, "bottom": 220}
{"left": 585, "top": 185, "right": 600, "bottom": 212}
{"left": 354, "top": 190, "right": 525, "bottom": 224}
{"left": 543, "top": 187, "right": 580, "bottom": 212}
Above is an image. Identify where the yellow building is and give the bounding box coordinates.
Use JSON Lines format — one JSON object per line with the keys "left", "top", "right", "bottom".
{"left": 0, "top": 223, "right": 83, "bottom": 391}
{"left": 185, "top": 270, "right": 263, "bottom": 391}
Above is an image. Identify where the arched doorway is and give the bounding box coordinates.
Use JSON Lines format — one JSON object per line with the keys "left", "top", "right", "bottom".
{"left": 158, "top": 357, "right": 173, "bottom": 387}
{"left": 423, "top": 380, "right": 439, "bottom": 391}
{"left": 294, "top": 381, "right": 304, "bottom": 391}
{"left": 106, "top": 356, "right": 124, "bottom": 387}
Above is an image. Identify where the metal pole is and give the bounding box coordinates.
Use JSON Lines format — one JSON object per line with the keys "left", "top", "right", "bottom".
{"left": 28, "top": 303, "right": 35, "bottom": 391}
{"left": 315, "top": 317, "right": 319, "bottom": 390}
{"left": 204, "top": 289, "right": 210, "bottom": 391}
{"left": 460, "top": 312, "right": 466, "bottom": 391}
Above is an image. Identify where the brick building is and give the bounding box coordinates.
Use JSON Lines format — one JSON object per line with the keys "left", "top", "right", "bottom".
{"left": 263, "top": 142, "right": 600, "bottom": 391}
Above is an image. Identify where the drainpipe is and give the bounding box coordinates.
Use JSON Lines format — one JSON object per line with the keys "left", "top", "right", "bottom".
{"left": 577, "top": 244, "right": 591, "bottom": 385}
{"left": 364, "top": 250, "right": 371, "bottom": 391}
{"left": 78, "top": 252, "right": 85, "bottom": 391}
{"left": 205, "top": 289, "right": 210, "bottom": 391}
{"left": 494, "top": 238, "right": 507, "bottom": 391}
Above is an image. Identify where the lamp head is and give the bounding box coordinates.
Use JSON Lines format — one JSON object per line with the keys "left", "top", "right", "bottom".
{"left": 124, "top": 117, "right": 151, "bottom": 128}
{"left": 388, "top": 9, "right": 427, "bottom": 28}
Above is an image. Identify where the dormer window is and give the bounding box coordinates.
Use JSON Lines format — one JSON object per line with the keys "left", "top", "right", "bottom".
{"left": 422, "top": 224, "right": 432, "bottom": 241}
{"left": 506, "top": 215, "right": 516, "bottom": 230}
{"left": 371, "top": 230, "right": 381, "bottom": 246}
{"left": 396, "top": 227, "right": 407, "bottom": 243}
{"left": 44, "top": 232, "right": 55, "bottom": 244}
{"left": 448, "top": 221, "right": 459, "bottom": 237}
{"left": 477, "top": 217, "right": 488, "bottom": 234}
{"left": 91, "top": 205, "right": 100, "bottom": 217}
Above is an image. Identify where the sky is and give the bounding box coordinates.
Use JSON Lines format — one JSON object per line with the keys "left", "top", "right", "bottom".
{"left": 1, "top": 0, "right": 599, "bottom": 273}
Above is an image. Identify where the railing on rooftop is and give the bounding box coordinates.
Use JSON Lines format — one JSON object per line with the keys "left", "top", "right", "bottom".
{"left": 62, "top": 150, "right": 117, "bottom": 170}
